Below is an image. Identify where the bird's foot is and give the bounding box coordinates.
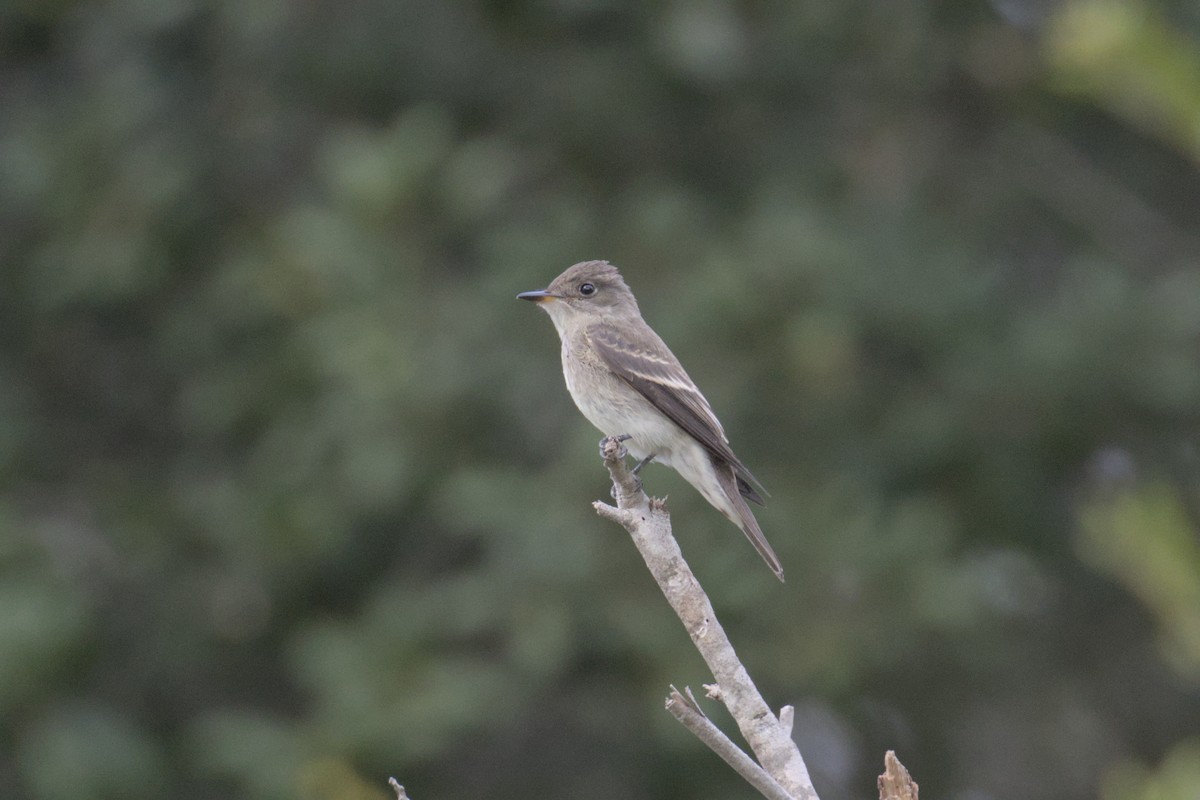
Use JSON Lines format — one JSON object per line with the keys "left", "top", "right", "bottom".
{"left": 598, "top": 433, "right": 632, "bottom": 460}
{"left": 601, "top": 435, "right": 641, "bottom": 499}
{"left": 631, "top": 454, "right": 655, "bottom": 476}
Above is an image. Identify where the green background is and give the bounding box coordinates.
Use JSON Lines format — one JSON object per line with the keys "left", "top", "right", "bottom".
{"left": 2, "top": 1, "right": 1200, "bottom": 798}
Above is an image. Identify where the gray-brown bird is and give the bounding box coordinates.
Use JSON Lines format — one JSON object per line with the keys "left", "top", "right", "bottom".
{"left": 518, "top": 260, "right": 784, "bottom": 581}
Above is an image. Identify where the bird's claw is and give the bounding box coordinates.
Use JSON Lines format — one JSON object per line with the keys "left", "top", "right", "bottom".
{"left": 599, "top": 434, "right": 632, "bottom": 460}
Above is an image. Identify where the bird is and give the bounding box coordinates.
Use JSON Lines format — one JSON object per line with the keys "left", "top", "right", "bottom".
{"left": 517, "top": 260, "right": 784, "bottom": 581}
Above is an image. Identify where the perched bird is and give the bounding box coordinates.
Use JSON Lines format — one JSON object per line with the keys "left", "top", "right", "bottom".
{"left": 517, "top": 260, "right": 784, "bottom": 581}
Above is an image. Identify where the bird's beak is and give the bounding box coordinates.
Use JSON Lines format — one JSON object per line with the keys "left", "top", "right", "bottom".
{"left": 517, "top": 289, "right": 558, "bottom": 303}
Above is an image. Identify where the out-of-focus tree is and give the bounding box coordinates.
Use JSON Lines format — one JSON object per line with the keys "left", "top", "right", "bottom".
{"left": 0, "top": 1, "right": 1198, "bottom": 798}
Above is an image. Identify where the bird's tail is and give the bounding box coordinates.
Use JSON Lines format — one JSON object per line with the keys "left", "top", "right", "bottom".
{"left": 713, "top": 464, "right": 785, "bottom": 582}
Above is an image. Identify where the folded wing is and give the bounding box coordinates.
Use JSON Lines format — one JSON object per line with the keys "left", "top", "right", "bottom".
{"left": 587, "top": 322, "right": 768, "bottom": 503}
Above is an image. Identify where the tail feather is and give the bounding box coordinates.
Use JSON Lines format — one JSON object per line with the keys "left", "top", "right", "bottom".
{"left": 714, "top": 464, "right": 785, "bottom": 582}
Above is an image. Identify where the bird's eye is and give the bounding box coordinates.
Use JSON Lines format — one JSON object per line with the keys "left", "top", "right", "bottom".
{"left": 579, "top": 283, "right": 596, "bottom": 296}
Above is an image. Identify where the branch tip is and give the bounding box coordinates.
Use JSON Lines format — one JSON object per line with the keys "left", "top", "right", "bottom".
{"left": 878, "top": 751, "right": 918, "bottom": 800}
{"left": 593, "top": 500, "right": 634, "bottom": 526}
{"left": 779, "top": 705, "right": 794, "bottom": 736}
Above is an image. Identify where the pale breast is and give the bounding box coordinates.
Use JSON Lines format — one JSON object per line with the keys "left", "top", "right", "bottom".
{"left": 560, "top": 332, "right": 681, "bottom": 463}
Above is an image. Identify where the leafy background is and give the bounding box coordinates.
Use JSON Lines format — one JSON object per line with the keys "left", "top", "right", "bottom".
{"left": 2, "top": 1, "right": 1200, "bottom": 798}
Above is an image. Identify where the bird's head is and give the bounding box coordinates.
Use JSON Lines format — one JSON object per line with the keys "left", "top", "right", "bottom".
{"left": 517, "top": 260, "right": 639, "bottom": 331}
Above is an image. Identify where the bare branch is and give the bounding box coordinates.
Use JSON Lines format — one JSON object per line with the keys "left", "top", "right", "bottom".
{"left": 877, "top": 752, "right": 919, "bottom": 800}
{"left": 388, "top": 777, "right": 410, "bottom": 800}
{"left": 666, "top": 686, "right": 795, "bottom": 800}
{"left": 593, "top": 435, "right": 819, "bottom": 800}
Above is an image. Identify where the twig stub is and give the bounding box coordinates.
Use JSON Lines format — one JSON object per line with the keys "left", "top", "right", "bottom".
{"left": 877, "top": 751, "right": 918, "bottom": 800}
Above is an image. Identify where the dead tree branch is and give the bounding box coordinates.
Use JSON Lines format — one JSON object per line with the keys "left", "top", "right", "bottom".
{"left": 877, "top": 751, "right": 918, "bottom": 800}
{"left": 593, "top": 435, "right": 818, "bottom": 800}
{"left": 666, "top": 685, "right": 794, "bottom": 800}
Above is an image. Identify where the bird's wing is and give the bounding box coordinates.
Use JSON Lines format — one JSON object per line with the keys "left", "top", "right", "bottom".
{"left": 587, "top": 321, "right": 768, "bottom": 503}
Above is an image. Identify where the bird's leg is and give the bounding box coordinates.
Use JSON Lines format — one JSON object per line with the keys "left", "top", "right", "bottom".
{"left": 619, "top": 454, "right": 654, "bottom": 496}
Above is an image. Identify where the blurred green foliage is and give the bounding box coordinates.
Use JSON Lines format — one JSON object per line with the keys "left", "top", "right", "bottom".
{"left": 1, "top": 0, "right": 1199, "bottom": 798}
